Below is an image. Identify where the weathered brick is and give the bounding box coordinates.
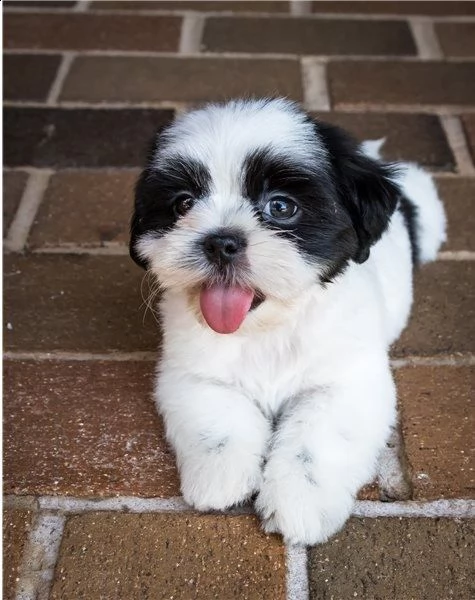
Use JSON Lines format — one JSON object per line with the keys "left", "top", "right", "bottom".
{"left": 92, "top": 1, "right": 290, "bottom": 11}
{"left": 202, "top": 17, "right": 415, "bottom": 55}
{"left": 309, "top": 518, "right": 474, "bottom": 600}
{"left": 61, "top": 56, "right": 303, "bottom": 103}
{"left": 3, "top": 53, "right": 61, "bottom": 101}
{"left": 312, "top": 1, "right": 475, "bottom": 15}
{"left": 4, "top": 0, "right": 76, "bottom": 6}
{"left": 51, "top": 513, "right": 286, "bottom": 600}
{"left": 4, "top": 13, "right": 182, "bottom": 52}
{"left": 4, "top": 360, "right": 178, "bottom": 497}
{"left": 397, "top": 365, "right": 474, "bottom": 500}
{"left": 392, "top": 261, "right": 475, "bottom": 357}
{"left": 329, "top": 61, "right": 475, "bottom": 108}
{"left": 29, "top": 170, "right": 138, "bottom": 248}
{"left": 3, "top": 255, "right": 159, "bottom": 352}
{"left": 3, "top": 509, "right": 35, "bottom": 600}
{"left": 435, "top": 177, "right": 475, "bottom": 251}
{"left": 436, "top": 22, "right": 475, "bottom": 58}
{"left": 3, "top": 171, "right": 27, "bottom": 237}
{"left": 462, "top": 115, "right": 475, "bottom": 163}
{"left": 4, "top": 107, "right": 174, "bottom": 168}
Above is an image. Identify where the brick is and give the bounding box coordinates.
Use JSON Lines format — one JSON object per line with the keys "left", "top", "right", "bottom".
{"left": 329, "top": 61, "right": 475, "bottom": 108}
{"left": 314, "top": 112, "right": 454, "bottom": 170}
{"left": 4, "top": 13, "right": 181, "bottom": 52}
{"left": 51, "top": 513, "right": 285, "bottom": 600}
{"left": 397, "top": 365, "right": 474, "bottom": 500}
{"left": 462, "top": 115, "right": 475, "bottom": 163}
{"left": 4, "top": 0, "right": 76, "bottom": 6}
{"left": 4, "top": 360, "right": 178, "bottom": 497}
{"left": 61, "top": 56, "right": 303, "bottom": 103}
{"left": 3, "top": 509, "right": 35, "bottom": 600}
{"left": 435, "top": 177, "right": 475, "bottom": 251}
{"left": 3, "top": 171, "right": 27, "bottom": 237}
{"left": 92, "top": 1, "right": 290, "bottom": 11}
{"left": 309, "top": 518, "right": 474, "bottom": 600}
{"left": 29, "top": 170, "right": 139, "bottom": 248}
{"left": 3, "top": 54, "right": 61, "bottom": 102}
{"left": 312, "top": 1, "right": 475, "bottom": 15}
{"left": 393, "top": 261, "right": 474, "bottom": 357}
{"left": 436, "top": 23, "right": 475, "bottom": 58}
{"left": 203, "top": 17, "right": 416, "bottom": 56}
{"left": 4, "top": 107, "right": 174, "bottom": 168}
{"left": 3, "top": 255, "right": 159, "bottom": 352}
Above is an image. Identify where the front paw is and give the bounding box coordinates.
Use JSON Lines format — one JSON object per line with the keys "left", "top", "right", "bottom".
{"left": 255, "top": 470, "right": 353, "bottom": 545}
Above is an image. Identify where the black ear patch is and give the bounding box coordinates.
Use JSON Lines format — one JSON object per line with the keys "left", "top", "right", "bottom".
{"left": 315, "top": 121, "right": 400, "bottom": 264}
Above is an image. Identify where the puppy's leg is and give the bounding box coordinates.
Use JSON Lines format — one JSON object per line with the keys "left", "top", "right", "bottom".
{"left": 157, "top": 373, "right": 271, "bottom": 510}
{"left": 256, "top": 359, "right": 396, "bottom": 545}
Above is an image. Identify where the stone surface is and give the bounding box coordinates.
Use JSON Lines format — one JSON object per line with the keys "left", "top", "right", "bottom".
{"left": 29, "top": 170, "right": 138, "bottom": 248}
{"left": 50, "top": 513, "right": 286, "bottom": 600}
{"left": 435, "top": 177, "right": 475, "bottom": 251}
{"left": 436, "top": 22, "right": 475, "bottom": 58}
{"left": 397, "top": 365, "right": 474, "bottom": 500}
{"left": 312, "top": 1, "right": 475, "bottom": 15}
{"left": 61, "top": 56, "right": 303, "bottom": 103}
{"left": 3, "top": 171, "right": 27, "bottom": 237}
{"left": 309, "top": 518, "right": 475, "bottom": 600}
{"left": 329, "top": 61, "right": 475, "bottom": 108}
{"left": 3, "top": 53, "right": 61, "bottom": 101}
{"left": 4, "top": 107, "right": 174, "bottom": 168}
{"left": 392, "top": 262, "right": 474, "bottom": 357}
{"left": 92, "top": 1, "right": 290, "bottom": 11}
{"left": 202, "top": 17, "right": 415, "bottom": 55}
{"left": 314, "top": 112, "right": 454, "bottom": 170}
{"left": 3, "top": 255, "right": 160, "bottom": 352}
{"left": 3, "top": 509, "right": 34, "bottom": 600}
{"left": 3, "top": 359, "right": 178, "bottom": 497}
{"left": 462, "top": 116, "right": 475, "bottom": 163}
{"left": 4, "top": 13, "right": 182, "bottom": 52}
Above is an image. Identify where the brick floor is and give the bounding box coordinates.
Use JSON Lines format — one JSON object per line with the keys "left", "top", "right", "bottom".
{"left": 3, "top": 1, "right": 474, "bottom": 598}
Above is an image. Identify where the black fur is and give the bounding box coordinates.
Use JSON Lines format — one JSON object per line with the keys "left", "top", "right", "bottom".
{"left": 398, "top": 195, "right": 420, "bottom": 266}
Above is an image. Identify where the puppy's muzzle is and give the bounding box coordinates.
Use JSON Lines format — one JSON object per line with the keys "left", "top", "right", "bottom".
{"left": 202, "top": 231, "right": 247, "bottom": 267}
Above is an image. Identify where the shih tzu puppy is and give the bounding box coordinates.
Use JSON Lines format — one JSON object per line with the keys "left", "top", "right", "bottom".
{"left": 129, "top": 98, "right": 446, "bottom": 545}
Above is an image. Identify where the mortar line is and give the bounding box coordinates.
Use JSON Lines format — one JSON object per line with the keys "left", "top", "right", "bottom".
{"left": 301, "top": 57, "right": 330, "bottom": 111}
{"left": 14, "top": 512, "right": 66, "bottom": 600}
{"left": 4, "top": 170, "right": 53, "bottom": 252}
{"left": 334, "top": 103, "right": 475, "bottom": 115}
{"left": 286, "top": 544, "right": 310, "bottom": 600}
{"left": 179, "top": 12, "right": 205, "bottom": 54}
{"left": 409, "top": 18, "right": 443, "bottom": 60}
{"left": 353, "top": 499, "right": 475, "bottom": 518}
{"left": 438, "top": 250, "right": 475, "bottom": 260}
{"left": 73, "top": 0, "right": 92, "bottom": 12}
{"left": 290, "top": 1, "right": 312, "bottom": 16}
{"left": 440, "top": 115, "right": 475, "bottom": 175}
{"left": 46, "top": 52, "right": 75, "bottom": 105}
{"left": 390, "top": 355, "right": 475, "bottom": 368}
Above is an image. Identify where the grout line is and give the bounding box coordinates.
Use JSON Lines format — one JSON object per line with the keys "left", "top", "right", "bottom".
{"left": 46, "top": 52, "right": 75, "bottom": 105}
{"left": 39, "top": 496, "right": 191, "bottom": 513}
{"left": 4, "top": 351, "right": 158, "bottom": 362}
{"left": 301, "top": 57, "right": 330, "bottom": 111}
{"left": 376, "top": 425, "right": 412, "bottom": 501}
{"left": 289, "top": 0, "right": 312, "bottom": 16}
{"left": 390, "top": 355, "right": 475, "bottom": 368}
{"left": 73, "top": 0, "right": 92, "bottom": 12}
{"left": 4, "top": 170, "right": 53, "bottom": 252}
{"left": 286, "top": 545, "right": 310, "bottom": 600}
{"left": 179, "top": 12, "right": 205, "bottom": 54}
{"left": 438, "top": 250, "right": 475, "bottom": 260}
{"left": 353, "top": 499, "right": 475, "bottom": 518}
{"left": 334, "top": 103, "right": 475, "bottom": 115}
{"left": 15, "top": 513, "right": 66, "bottom": 600}
{"left": 4, "top": 99, "right": 183, "bottom": 111}
{"left": 32, "top": 245, "right": 130, "bottom": 255}
{"left": 439, "top": 115, "right": 475, "bottom": 175}
{"left": 409, "top": 18, "right": 443, "bottom": 60}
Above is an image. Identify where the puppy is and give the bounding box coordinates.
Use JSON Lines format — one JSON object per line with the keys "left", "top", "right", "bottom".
{"left": 130, "top": 98, "right": 446, "bottom": 545}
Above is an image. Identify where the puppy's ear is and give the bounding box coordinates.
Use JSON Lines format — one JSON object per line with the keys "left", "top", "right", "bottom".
{"left": 129, "top": 167, "right": 152, "bottom": 269}
{"left": 316, "top": 121, "right": 400, "bottom": 264}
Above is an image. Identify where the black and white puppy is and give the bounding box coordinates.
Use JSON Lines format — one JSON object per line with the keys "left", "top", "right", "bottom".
{"left": 130, "top": 98, "right": 446, "bottom": 545}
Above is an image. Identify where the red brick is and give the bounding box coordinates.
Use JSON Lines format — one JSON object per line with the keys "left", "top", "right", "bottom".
{"left": 92, "top": 1, "right": 290, "bottom": 11}
{"left": 203, "top": 17, "right": 415, "bottom": 55}
{"left": 309, "top": 518, "right": 474, "bottom": 600}
{"left": 329, "top": 61, "right": 475, "bottom": 108}
{"left": 312, "top": 1, "right": 475, "bottom": 15}
{"left": 4, "top": 54, "right": 61, "bottom": 101}
{"left": 4, "top": 13, "right": 182, "bottom": 52}
{"left": 3, "top": 255, "right": 160, "bottom": 352}
{"left": 397, "top": 365, "right": 474, "bottom": 500}
{"left": 3, "top": 171, "right": 27, "bottom": 237}
{"left": 3, "top": 509, "right": 35, "bottom": 600}
{"left": 462, "top": 115, "right": 475, "bottom": 163}
{"left": 393, "top": 261, "right": 475, "bottom": 357}
{"left": 61, "top": 56, "right": 303, "bottom": 103}
{"left": 29, "top": 170, "right": 138, "bottom": 249}
{"left": 51, "top": 513, "right": 286, "bottom": 600}
{"left": 4, "top": 359, "right": 179, "bottom": 497}
{"left": 436, "top": 22, "right": 475, "bottom": 58}
{"left": 435, "top": 177, "right": 475, "bottom": 252}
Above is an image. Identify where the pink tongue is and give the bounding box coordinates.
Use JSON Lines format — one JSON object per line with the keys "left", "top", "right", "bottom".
{"left": 199, "top": 285, "right": 254, "bottom": 334}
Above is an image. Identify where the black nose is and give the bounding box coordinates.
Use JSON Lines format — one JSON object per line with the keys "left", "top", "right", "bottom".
{"left": 203, "top": 232, "right": 247, "bottom": 264}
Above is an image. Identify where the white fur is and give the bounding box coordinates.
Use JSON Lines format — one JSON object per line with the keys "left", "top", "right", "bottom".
{"left": 138, "top": 99, "right": 446, "bottom": 545}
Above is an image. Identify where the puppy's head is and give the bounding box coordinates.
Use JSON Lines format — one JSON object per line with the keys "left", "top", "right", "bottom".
{"left": 131, "top": 98, "right": 400, "bottom": 334}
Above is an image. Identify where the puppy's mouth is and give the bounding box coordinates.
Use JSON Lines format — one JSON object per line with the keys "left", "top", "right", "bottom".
{"left": 199, "top": 284, "right": 265, "bottom": 334}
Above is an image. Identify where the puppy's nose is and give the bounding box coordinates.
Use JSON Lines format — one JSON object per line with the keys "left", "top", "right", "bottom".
{"left": 203, "top": 232, "right": 247, "bottom": 264}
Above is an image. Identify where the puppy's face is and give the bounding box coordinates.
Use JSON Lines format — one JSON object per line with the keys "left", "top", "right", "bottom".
{"left": 131, "top": 99, "right": 399, "bottom": 334}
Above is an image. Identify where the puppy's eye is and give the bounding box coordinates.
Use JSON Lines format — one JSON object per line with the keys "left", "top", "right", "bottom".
{"left": 263, "top": 197, "right": 298, "bottom": 221}
{"left": 174, "top": 194, "right": 195, "bottom": 217}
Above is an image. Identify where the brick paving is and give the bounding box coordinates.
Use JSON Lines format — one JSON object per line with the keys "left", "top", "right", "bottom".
{"left": 2, "top": 1, "right": 474, "bottom": 599}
